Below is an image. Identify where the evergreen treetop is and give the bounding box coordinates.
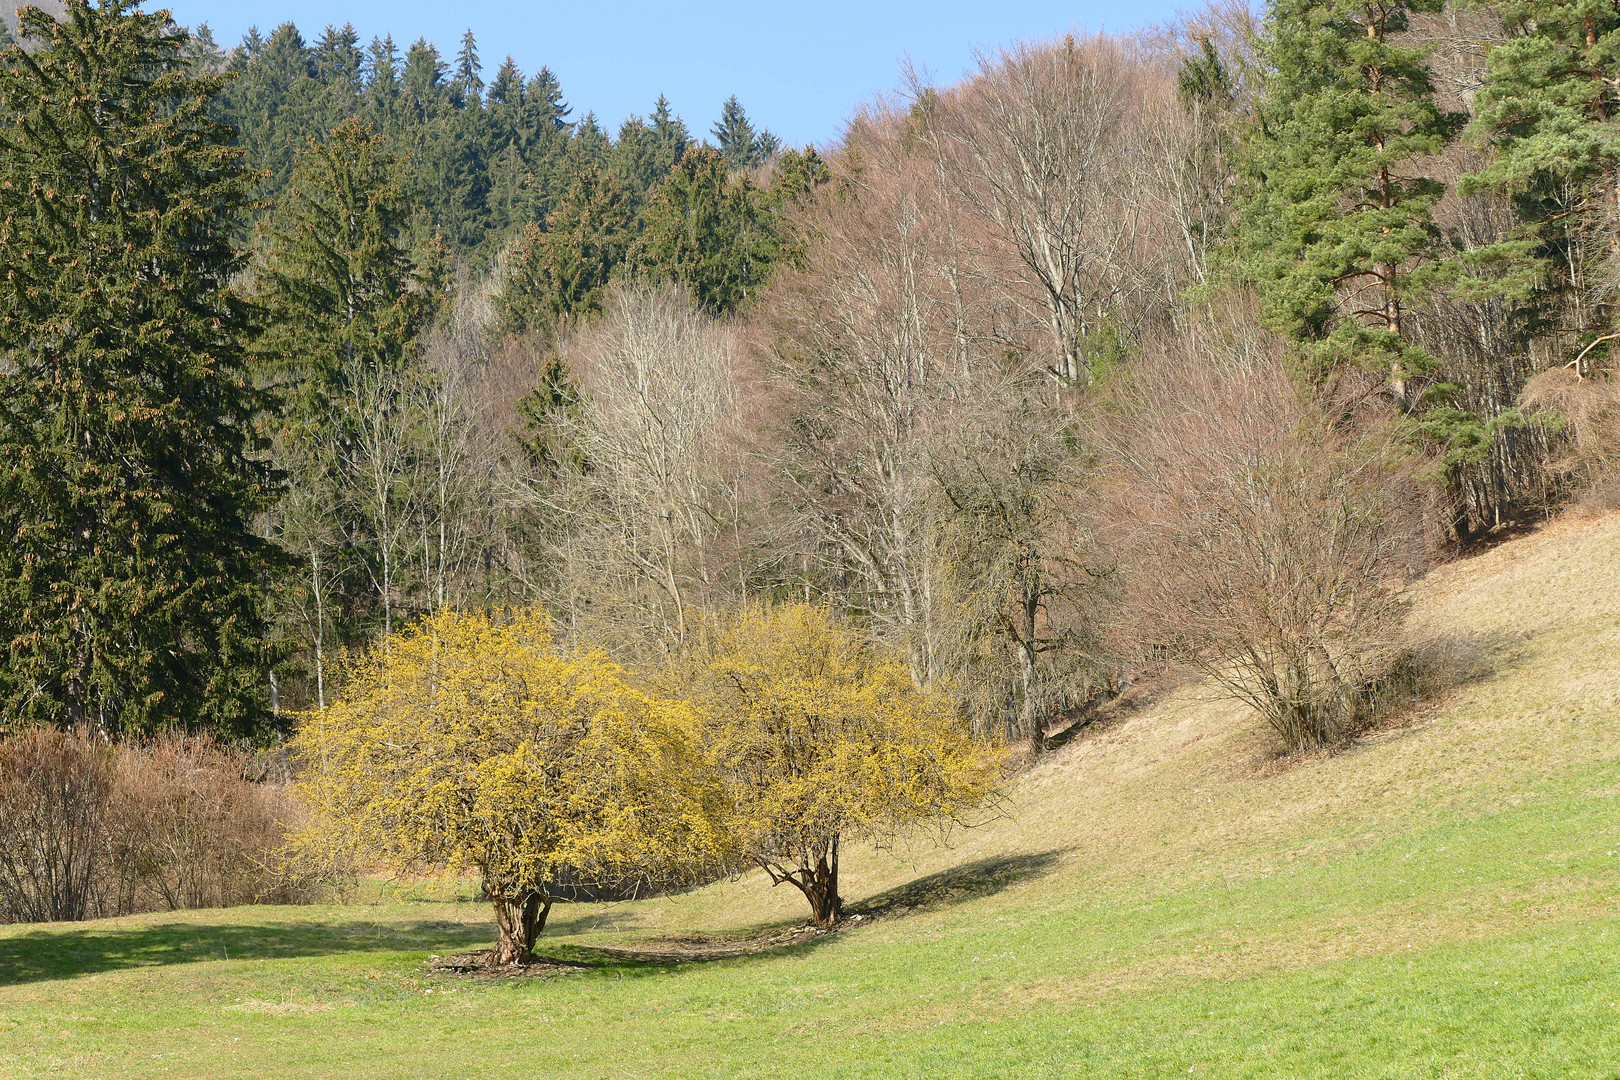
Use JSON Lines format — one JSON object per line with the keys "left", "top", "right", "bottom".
{"left": 488, "top": 55, "right": 523, "bottom": 106}
{"left": 651, "top": 95, "right": 691, "bottom": 164}
{"left": 711, "top": 94, "right": 778, "bottom": 169}
{"left": 633, "top": 145, "right": 785, "bottom": 313}
{"left": 1464, "top": 0, "right": 1620, "bottom": 350}
{"left": 1240, "top": 0, "right": 1458, "bottom": 402}
{"left": 454, "top": 28, "right": 483, "bottom": 100}
{"left": 254, "top": 117, "right": 434, "bottom": 413}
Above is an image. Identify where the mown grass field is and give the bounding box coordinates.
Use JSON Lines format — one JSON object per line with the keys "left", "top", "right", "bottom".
{"left": 4, "top": 511, "right": 1619, "bottom": 1079}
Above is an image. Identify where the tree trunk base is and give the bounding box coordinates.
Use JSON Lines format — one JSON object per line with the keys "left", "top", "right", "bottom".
{"left": 491, "top": 888, "right": 552, "bottom": 966}
{"left": 762, "top": 836, "right": 844, "bottom": 928}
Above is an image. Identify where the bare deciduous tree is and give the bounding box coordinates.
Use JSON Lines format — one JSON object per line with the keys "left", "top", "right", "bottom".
{"left": 1099, "top": 318, "right": 1429, "bottom": 752}
{"left": 910, "top": 35, "right": 1166, "bottom": 385}
{"left": 542, "top": 284, "right": 750, "bottom": 651}
{"left": 763, "top": 111, "right": 1022, "bottom": 681}
{"left": 347, "top": 363, "right": 418, "bottom": 639}
{"left": 931, "top": 385, "right": 1113, "bottom": 751}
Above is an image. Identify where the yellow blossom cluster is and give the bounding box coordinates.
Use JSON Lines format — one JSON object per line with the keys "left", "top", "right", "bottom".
{"left": 291, "top": 604, "right": 1001, "bottom": 957}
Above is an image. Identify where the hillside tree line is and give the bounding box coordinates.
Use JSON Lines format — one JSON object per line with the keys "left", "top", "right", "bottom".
{"left": 1, "top": 0, "right": 1619, "bottom": 931}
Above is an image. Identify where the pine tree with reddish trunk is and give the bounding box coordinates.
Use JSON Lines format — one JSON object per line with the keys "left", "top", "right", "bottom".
{"left": 1240, "top": 0, "right": 1459, "bottom": 403}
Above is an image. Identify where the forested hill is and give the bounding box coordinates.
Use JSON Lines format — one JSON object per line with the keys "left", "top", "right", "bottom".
{"left": 184, "top": 21, "right": 783, "bottom": 260}
{"left": 2, "top": 0, "right": 1618, "bottom": 752}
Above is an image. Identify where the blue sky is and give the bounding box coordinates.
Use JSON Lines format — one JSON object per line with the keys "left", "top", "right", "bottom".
{"left": 160, "top": 0, "right": 1190, "bottom": 148}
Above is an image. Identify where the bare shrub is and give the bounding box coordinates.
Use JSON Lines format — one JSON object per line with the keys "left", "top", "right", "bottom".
{"left": 1099, "top": 320, "right": 1432, "bottom": 753}
{"left": 0, "top": 729, "right": 321, "bottom": 924}
{"left": 1520, "top": 367, "right": 1620, "bottom": 508}
{"left": 0, "top": 728, "right": 114, "bottom": 922}
{"left": 111, "top": 734, "right": 319, "bottom": 911}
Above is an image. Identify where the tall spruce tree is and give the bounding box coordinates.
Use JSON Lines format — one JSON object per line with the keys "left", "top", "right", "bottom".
{"left": 182, "top": 21, "right": 223, "bottom": 72}
{"left": 0, "top": 0, "right": 283, "bottom": 737}
{"left": 255, "top": 118, "right": 430, "bottom": 414}
{"left": 487, "top": 55, "right": 523, "bottom": 107}
{"left": 633, "top": 145, "right": 791, "bottom": 313}
{"left": 496, "top": 171, "right": 637, "bottom": 338}
{"left": 610, "top": 115, "right": 662, "bottom": 202}
{"left": 453, "top": 28, "right": 483, "bottom": 105}
{"left": 254, "top": 117, "right": 439, "bottom": 665}
{"left": 402, "top": 37, "right": 448, "bottom": 120}
{"left": 1241, "top": 0, "right": 1458, "bottom": 403}
{"left": 650, "top": 95, "right": 691, "bottom": 166}
{"left": 521, "top": 67, "right": 570, "bottom": 143}
{"left": 364, "top": 34, "right": 401, "bottom": 128}
{"left": 218, "top": 23, "right": 321, "bottom": 198}
{"left": 611, "top": 99, "right": 691, "bottom": 202}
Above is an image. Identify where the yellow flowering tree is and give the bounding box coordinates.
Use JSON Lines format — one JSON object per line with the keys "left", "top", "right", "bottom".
{"left": 691, "top": 605, "right": 1003, "bottom": 927}
{"left": 291, "top": 610, "right": 731, "bottom": 965}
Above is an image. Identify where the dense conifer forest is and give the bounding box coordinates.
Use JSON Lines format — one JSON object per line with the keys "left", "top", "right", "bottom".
{"left": 200, "top": 19, "right": 789, "bottom": 263}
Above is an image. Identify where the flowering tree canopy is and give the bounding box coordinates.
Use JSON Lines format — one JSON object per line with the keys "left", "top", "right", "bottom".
{"left": 692, "top": 605, "right": 1003, "bottom": 926}
{"left": 292, "top": 610, "right": 731, "bottom": 964}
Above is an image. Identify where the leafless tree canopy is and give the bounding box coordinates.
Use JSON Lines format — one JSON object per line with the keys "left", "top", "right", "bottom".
{"left": 908, "top": 35, "right": 1190, "bottom": 385}
{"left": 537, "top": 284, "right": 753, "bottom": 654}
{"left": 1097, "top": 318, "right": 1431, "bottom": 751}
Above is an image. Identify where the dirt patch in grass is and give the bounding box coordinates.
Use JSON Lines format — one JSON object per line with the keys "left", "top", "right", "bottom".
{"left": 428, "top": 917, "right": 874, "bottom": 975}
{"left": 225, "top": 998, "right": 343, "bottom": 1015}
{"left": 585, "top": 920, "right": 853, "bottom": 963}
{"left": 426, "top": 951, "right": 592, "bottom": 978}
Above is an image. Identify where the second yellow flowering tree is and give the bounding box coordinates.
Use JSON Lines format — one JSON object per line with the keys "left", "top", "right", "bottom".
{"left": 689, "top": 605, "right": 1003, "bottom": 927}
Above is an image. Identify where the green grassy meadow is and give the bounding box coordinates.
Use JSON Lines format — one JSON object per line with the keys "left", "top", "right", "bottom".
{"left": 4, "top": 512, "right": 1620, "bottom": 1079}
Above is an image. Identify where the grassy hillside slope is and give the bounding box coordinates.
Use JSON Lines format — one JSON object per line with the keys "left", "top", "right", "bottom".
{"left": 4, "top": 511, "right": 1619, "bottom": 1079}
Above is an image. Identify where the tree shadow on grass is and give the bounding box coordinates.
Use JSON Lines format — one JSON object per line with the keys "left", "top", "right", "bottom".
{"left": 542, "top": 905, "right": 645, "bottom": 936}
{"left": 0, "top": 917, "right": 491, "bottom": 987}
{"left": 540, "top": 849, "right": 1068, "bottom": 975}
{"left": 1343, "top": 629, "right": 1532, "bottom": 747}
{"left": 847, "top": 849, "right": 1067, "bottom": 920}
{"left": 3, "top": 852, "right": 1070, "bottom": 986}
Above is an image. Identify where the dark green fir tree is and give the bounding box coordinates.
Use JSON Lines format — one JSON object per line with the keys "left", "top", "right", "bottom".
{"left": 711, "top": 95, "right": 777, "bottom": 169}
{"left": 364, "top": 34, "right": 401, "bottom": 128}
{"left": 254, "top": 117, "right": 432, "bottom": 417}
{"left": 496, "top": 170, "right": 637, "bottom": 338}
{"left": 253, "top": 117, "right": 441, "bottom": 657}
{"left": 0, "top": 0, "right": 285, "bottom": 737}
{"left": 611, "top": 98, "right": 692, "bottom": 202}
{"left": 633, "top": 145, "right": 800, "bottom": 313}
{"left": 650, "top": 94, "right": 691, "bottom": 167}
{"left": 402, "top": 37, "right": 448, "bottom": 120}
{"left": 452, "top": 28, "right": 482, "bottom": 108}
{"left": 487, "top": 55, "right": 523, "bottom": 107}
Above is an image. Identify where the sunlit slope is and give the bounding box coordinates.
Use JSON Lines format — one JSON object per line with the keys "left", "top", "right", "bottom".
{"left": 644, "top": 508, "right": 1620, "bottom": 943}
{"left": 2, "top": 511, "right": 1619, "bottom": 1079}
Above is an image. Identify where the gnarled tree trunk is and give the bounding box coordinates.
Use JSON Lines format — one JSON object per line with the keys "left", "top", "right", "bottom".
{"left": 490, "top": 886, "right": 552, "bottom": 966}
{"left": 760, "top": 836, "right": 843, "bottom": 928}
